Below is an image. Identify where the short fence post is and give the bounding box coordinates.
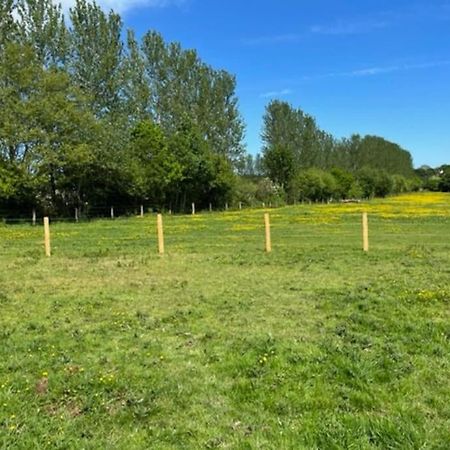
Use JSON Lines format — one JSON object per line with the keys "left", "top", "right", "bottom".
{"left": 264, "top": 213, "right": 272, "bottom": 253}
{"left": 262, "top": 202, "right": 265, "bottom": 208}
{"left": 32, "top": 208, "right": 36, "bottom": 226}
{"left": 75, "top": 208, "right": 79, "bottom": 223}
{"left": 239, "top": 202, "right": 242, "bottom": 210}
{"left": 157, "top": 214, "right": 164, "bottom": 255}
{"left": 140, "top": 205, "right": 144, "bottom": 218}
{"left": 192, "top": 202, "right": 195, "bottom": 215}
{"left": 43, "top": 217, "right": 51, "bottom": 257}
{"left": 110, "top": 206, "right": 114, "bottom": 220}
{"left": 362, "top": 212, "right": 369, "bottom": 252}
{"left": 225, "top": 202, "right": 228, "bottom": 211}
{"left": 209, "top": 203, "right": 212, "bottom": 212}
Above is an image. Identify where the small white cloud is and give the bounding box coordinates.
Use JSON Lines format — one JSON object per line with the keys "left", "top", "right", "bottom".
{"left": 310, "top": 19, "right": 388, "bottom": 35}
{"left": 348, "top": 66, "right": 399, "bottom": 77}
{"left": 260, "top": 88, "right": 293, "bottom": 99}
{"left": 301, "top": 60, "right": 450, "bottom": 81}
{"left": 345, "top": 60, "right": 450, "bottom": 77}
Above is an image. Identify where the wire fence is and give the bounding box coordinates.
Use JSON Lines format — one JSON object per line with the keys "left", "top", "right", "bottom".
{"left": 1, "top": 207, "right": 449, "bottom": 259}
{"left": 0, "top": 202, "right": 285, "bottom": 225}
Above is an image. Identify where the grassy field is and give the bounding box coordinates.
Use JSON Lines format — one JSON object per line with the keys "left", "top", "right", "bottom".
{"left": 1, "top": 192, "right": 449, "bottom": 449}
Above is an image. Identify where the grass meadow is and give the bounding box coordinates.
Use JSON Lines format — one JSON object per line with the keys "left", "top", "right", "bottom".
{"left": 0, "top": 193, "right": 449, "bottom": 449}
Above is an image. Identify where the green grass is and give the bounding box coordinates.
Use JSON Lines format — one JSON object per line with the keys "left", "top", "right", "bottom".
{"left": 1, "top": 193, "right": 449, "bottom": 449}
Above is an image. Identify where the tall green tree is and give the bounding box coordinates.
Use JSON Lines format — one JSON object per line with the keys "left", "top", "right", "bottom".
{"left": 69, "top": 0, "right": 124, "bottom": 116}
{"left": 123, "top": 30, "right": 151, "bottom": 122}
{"left": 127, "top": 120, "right": 182, "bottom": 206}
{"left": 141, "top": 31, "right": 244, "bottom": 165}
{"left": 16, "top": 0, "right": 69, "bottom": 67}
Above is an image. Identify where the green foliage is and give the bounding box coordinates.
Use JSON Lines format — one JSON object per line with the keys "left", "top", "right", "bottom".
{"left": 141, "top": 31, "right": 244, "bottom": 163}
{"left": 330, "top": 167, "right": 355, "bottom": 199}
{"left": 16, "top": 0, "right": 69, "bottom": 67}
{"left": 254, "top": 177, "right": 285, "bottom": 204}
{"left": 263, "top": 144, "right": 295, "bottom": 190}
{"left": 260, "top": 101, "right": 417, "bottom": 201}
{"left": 438, "top": 165, "right": 450, "bottom": 192}
{"left": 127, "top": 120, "right": 181, "bottom": 205}
{"left": 357, "top": 167, "right": 393, "bottom": 198}
{"left": 233, "top": 176, "right": 257, "bottom": 205}
{"left": 338, "top": 135, "right": 414, "bottom": 177}
{"left": 69, "top": 0, "right": 124, "bottom": 116}
{"left": 0, "top": 1, "right": 245, "bottom": 216}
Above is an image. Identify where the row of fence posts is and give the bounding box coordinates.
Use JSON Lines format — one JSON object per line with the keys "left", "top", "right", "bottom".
{"left": 38, "top": 212, "right": 370, "bottom": 257}
{"left": 33, "top": 202, "right": 275, "bottom": 224}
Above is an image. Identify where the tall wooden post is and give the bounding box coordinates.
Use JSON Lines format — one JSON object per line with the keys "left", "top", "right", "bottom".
{"left": 157, "top": 214, "right": 164, "bottom": 255}
{"left": 43, "top": 217, "right": 51, "bottom": 257}
{"left": 362, "top": 212, "right": 369, "bottom": 252}
{"left": 264, "top": 213, "right": 272, "bottom": 253}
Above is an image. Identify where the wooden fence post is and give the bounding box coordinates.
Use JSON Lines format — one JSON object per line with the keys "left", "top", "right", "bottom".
{"left": 264, "top": 213, "right": 272, "bottom": 253}
{"left": 225, "top": 202, "right": 228, "bottom": 211}
{"left": 157, "top": 214, "right": 164, "bottom": 255}
{"left": 32, "top": 208, "right": 36, "bottom": 226}
{"left": 75, "top": 208, "right": 79, "bottom": 223}
{"left": 140, "top": 205, "right": 144, "bottom": 218}
{"left": 43, "top": 217, "right": 51, "bottom": 257}
{"left": 362, "top": 212, "right": 369, "bottom": 252}
{"left": 239, "top": 202, "right": 242, "bottom": 210}
{"left": 110, "top": 206, "right": 114, "bottom": 220}
{"left": 209, "top": 203, "right": 212, "bottom": 212}
{"left": 192, "top": 202, "right": 195, "bottom": 215}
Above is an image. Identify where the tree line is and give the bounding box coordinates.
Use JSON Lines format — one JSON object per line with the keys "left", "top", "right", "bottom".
{"left": 415, "top": 165, "right": 450, "bottom": 192}
{"left": 0, "top": 1, "right": 447, "bottom": 218}
{"left": 254, "top": 100, "right": 419, "bottom": 203}
{"left": 0, "top": 0, "right": 244, "bottom": 216}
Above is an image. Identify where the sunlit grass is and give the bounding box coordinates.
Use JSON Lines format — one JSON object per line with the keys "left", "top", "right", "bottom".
{"left": 0, "top": 192, "right": 449, "bottom": 448}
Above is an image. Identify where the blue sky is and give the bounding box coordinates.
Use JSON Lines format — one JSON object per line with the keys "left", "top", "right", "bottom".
{"left": 65, "top": 0, "right": 450, "bottom": 167}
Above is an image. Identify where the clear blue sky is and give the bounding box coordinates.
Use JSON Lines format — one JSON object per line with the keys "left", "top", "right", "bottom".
{"left": 86, "top": 0, "right": 450, "bottom": 167}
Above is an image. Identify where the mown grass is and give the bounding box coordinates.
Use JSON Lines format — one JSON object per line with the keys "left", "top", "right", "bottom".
{"left": 0, "top": 193, "right": 449, "bottom": 449}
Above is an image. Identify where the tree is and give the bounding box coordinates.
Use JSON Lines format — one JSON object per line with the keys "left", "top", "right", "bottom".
{"left": 123, "top": 30, "right": 151, "bottom": 122}
{"left": 438, "top": 165, "right": 450, "bottom": 192}
{"left": 141, "top": 31, "right": 244, "bottom": 165}
{"left": 16, "top": 0, "right": 69, "bottom": 68}
{"left": 165, "top": 118, "right": 235, "bottom": 211}
{"left": 330, "top": 167, "right": 354, "bottom": 199}
{"left": 0, "top": 41, "right": 100, "bottom": 212}
{"left": 69, "top": 0, "right": 124, "bottom": 117}
{"left": 263, "top": 144, "right": 295, "bottom": 192}
{"left": 260, "top": 98, "right": 415, "bottom": 201}
{"left": 127, "top": 120, "right": 182, "bottom": 206}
